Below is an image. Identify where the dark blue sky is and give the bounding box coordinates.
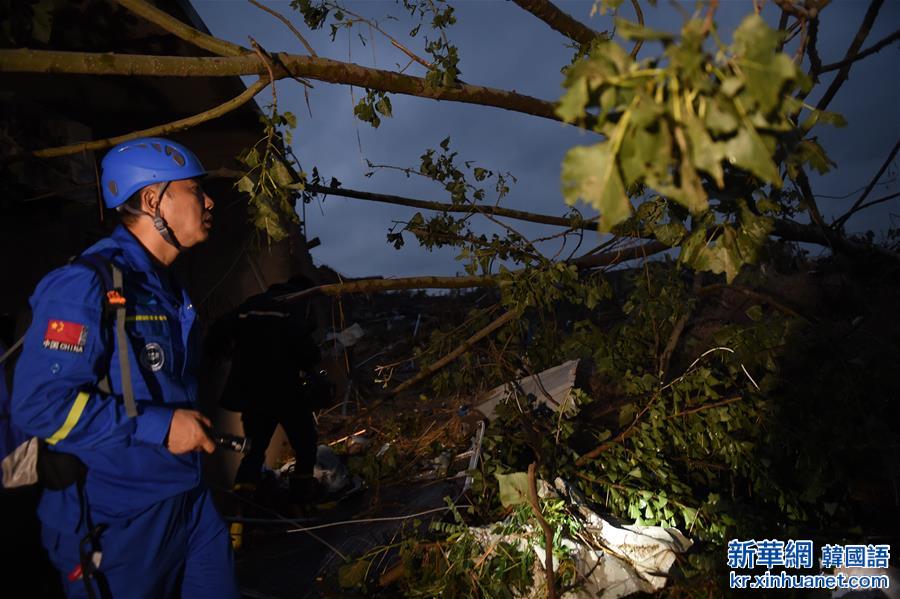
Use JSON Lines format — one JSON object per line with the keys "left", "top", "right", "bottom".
{"left": 194, "top": 0, "right": 900, "bottom": 278}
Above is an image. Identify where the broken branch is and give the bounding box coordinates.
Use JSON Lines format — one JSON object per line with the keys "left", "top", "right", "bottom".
{"left": 812, "top": 0, "right": 884, "bottom": 115}
{"left": 834, "top": 139, "right": 900, "bottom": 229}
{"left": 511, "top": 0, "right": 605, "bottom": 46}
{"left": 306, "top": 183, "right": 599, "bottom": 230}
{"left": 389, "top": 309, "right": 519, "bottom": 397}
{"left": 818, "top": 28, "right": 900, "bottom": 73}
{"left": 112, "top": 0, "right": 248, "bottom": 57}
{"left": 25, "top": 77, "right": 268, "bottom": 160}
{"left": 527, "top": 462, "right": 557, "bottom": 599}
{"left": 0, "top": 50, "right": 560, "bottom": 123}
{"left": 248, "top": 0, "right": 318, "bottom": 57}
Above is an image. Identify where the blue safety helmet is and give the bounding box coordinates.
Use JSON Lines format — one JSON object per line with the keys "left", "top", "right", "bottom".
{"left": 100, "top": 137, "right": 206, "bottom": 209}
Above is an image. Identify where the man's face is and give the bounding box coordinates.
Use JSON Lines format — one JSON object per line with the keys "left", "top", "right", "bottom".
{"left": 158, "top": 178, "right": 214, "bottom": 247}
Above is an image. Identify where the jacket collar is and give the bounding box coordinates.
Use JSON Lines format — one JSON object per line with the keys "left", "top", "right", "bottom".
{"left": 111, "top": 224, "right": 164, "bottom": 275}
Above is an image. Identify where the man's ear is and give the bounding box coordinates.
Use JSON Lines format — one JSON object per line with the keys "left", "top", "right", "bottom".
{"left": 140, "top": 185, "right": 159, "bottom": 213}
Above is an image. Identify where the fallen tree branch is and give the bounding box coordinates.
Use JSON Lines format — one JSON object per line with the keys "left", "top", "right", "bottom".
{"left": 26, "top": 77, "right": 267, "bottom": 159}
{"left": 248, "top": 0, "right": 318, "bottom": 56}
{"left": 818, "top": 28, "right": 900, "bottom": 73}
{"left": 306, "top": 183, "right": 599, "bottom": 230}
{"left": 773, "top": 214, "right": 900, "bottom": 264}
{"left": 571, "top": 240, "right": 669, "bottom": 268}
{"left": 272, "top": 239, "right": 670, "bottom": 305}
{"left": 665, "top": 395, "right": 743, "bottom": 419}
{"left": 112, "top": 0, "right": 248, "bottom": 57}
{"left": 834, "top": 139, "right": 900, "bottom": 229}
{"left": 527, "top": 462, "right": 557, "bottom": 599}
{"left": 658, "top": 275, "right": 700, "bottom": 380}
{"left": 697, "top": 284, "right": 811, "bottom": 323}
{"left": 837, "top": 191, "right": 900, "bottom": 223}
{"left": 511, "top": 0, "right": 604, "bottom": 46}
{"left": 575, "top": 393, "right": 656, "bottom": 466}
{"left": 0, "top": 49, "right": 560, "bottom": 123}
{"left": 278, "top": 274, "right": 498, "bottom": 303}
{"left": 389, "top": 309, "right": 520, "bottom": 397}
{"left": 812, "top": 0, "right": 884, "bottom": 115}
{"left": 792, "top": 166, "right": 828, "bottom": 230}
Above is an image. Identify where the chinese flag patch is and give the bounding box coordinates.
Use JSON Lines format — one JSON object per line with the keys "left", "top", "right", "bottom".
{"left": 43, "top": 320, "right": 87, "bottom": 353}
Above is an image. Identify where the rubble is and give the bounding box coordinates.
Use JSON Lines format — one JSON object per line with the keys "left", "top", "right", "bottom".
{"left": 471, "top": 477, "right": 693, "bottom": 599}
{"left": 472, "top": 359, "right": 581, "bottom": 421}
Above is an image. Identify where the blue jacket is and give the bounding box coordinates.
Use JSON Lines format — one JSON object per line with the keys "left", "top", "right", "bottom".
{"left": 12, "top": 225, "right": 202, "bottom": 532}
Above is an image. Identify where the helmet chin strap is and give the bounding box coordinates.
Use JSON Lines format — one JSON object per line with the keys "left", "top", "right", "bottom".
{"left": 121, "top": 181, "right": 182, "bottom": 250}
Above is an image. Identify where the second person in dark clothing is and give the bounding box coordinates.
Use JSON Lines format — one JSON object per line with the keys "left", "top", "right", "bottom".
{"left": 218, "top": 275, "right": 334, "bottom": 504}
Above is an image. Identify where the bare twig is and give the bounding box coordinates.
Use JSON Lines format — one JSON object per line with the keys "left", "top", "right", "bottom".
{"left": 112, "top": 0, "right": 248, "bottom": 56}
{"left": 248, "top": 0, "right": 317, "bottom": 56}
{"left": 26, "top": 78, "right": 267, "bottom": 159}
{"left": 806, "top": 17, "right": 823, "bottom": 78}
{"left": 792, "top": 166, "right": 828, "bottom": 230}
{"left": 306, "top": 183, "right": 600, "bottom": 231}
{"left": 819, "top": 28, "right": 900, "bottom": 73}
{"left": 666, "top": 395, "right": 743, "bottom": 419}
{"left": 701, "top": 0, "right": 719, "bottom": 36}
{"left": 250, "top": 37, "right": 278, "bottom": 112}
{"left": 332, "top": 3, "right": 433, "bottom": 70}
{"left": 838, "top": 191, "right": 900, "bottom": 223}
{"left": 772, "top": 0, "right": 821, "bottom": 20}
{"left": 527, "top": 462, "right": 557, "bottom": 599}
{"left": 813, "top": 0, "right": 884, "bottom": 115}
{"left": 775, "top": 9, "right": 791, "bottom": 52}
{"left": 629, "top": 0, "right": 645, "bottom": 58}
{"left": 834, "top": 140, "right": 900, "bottom": 229}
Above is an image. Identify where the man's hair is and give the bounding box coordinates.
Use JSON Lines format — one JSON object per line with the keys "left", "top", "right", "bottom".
{"left": 116, "top": 190, "right": 144, "bottom": 224}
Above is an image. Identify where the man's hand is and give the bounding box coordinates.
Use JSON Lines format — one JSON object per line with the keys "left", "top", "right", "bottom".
{"left": 166, "top": 409, "right": 216, "bottom": 454}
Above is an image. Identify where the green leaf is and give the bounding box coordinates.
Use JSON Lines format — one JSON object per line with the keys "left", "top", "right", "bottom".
{"left": 746, "top": 305, "right": 763, "bottom": 321}
{"left": 620, "top": 123, "right": 671, "bottom": 188}
{"left": 705, "top": 98, "right": 739, "bottom": 135}
{"left": 732, "top": 15, "right": 797, "bottom": 113}
{"left": 236, "top": 176, "right": 254, "bottom": 194}
{"left": 375, "top": 95, "right": 393, "bottom": 118}
{"left": 652, "top": 222, "right": 687, "bottom": 246}
{"left": 495, "top": 472, "right": 530, "bottom": 508}
{"left": 241, "top": 147, "right": 260, "bottom": 168}
{"left": 724, "top": 127, "right": 781, "bottom": 184}
{"left": 31, "top": 0, "right": 55, "bottom": 44}
{"left": 338, "top": 560, "right": 369, "bottom": 588}
{"left": 614, "top": 18, "right": 674, "bottom": 42}
{"left": 684, "top": 112, "right": 725, "bottom": 188}
{"left": 682, "top": 506, "right": 698, "bottom": 526}
{"left": 599, "top": 0, "right": 626, "bottom": 15}
{"left": 562, "top": 143, "right": 631, "bottom": 232}
{"left": 556, "top": 78, "right": 590, "bottom": 123}
{"left": 618, "top": 403, "right": 637, "bottom": 428}
{"left": 802, "top": 108, "right": 848, "bottom": 130}
{"left": 792, "top": 139, "right": 836, "bottom": 175}
{"left": 271, "top": 160, "right": 293, "bottom": 187}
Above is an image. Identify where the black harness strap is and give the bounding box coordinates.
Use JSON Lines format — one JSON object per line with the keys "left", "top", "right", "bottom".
{"left": 73, "top": 254, "right": 137, "bottom": 418}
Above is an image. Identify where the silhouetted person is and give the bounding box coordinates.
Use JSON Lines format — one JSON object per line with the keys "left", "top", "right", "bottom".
{"left": 219, "top": 275, "right": 333, "bottom": 503}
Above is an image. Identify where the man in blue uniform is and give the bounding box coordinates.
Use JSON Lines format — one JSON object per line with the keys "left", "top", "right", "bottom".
{"left": 12, "top": 137, "right": 239, "bottom": 598}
